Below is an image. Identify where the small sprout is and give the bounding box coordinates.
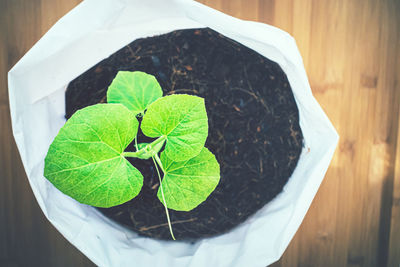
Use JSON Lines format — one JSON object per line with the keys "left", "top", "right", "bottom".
{"left": 44, "top": 71, "right": 220, "bottom": 240}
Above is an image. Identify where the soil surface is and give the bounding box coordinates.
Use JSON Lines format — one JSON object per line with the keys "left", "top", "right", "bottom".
{"left": 65, "top": 28, "right": 303, "bottom": 240}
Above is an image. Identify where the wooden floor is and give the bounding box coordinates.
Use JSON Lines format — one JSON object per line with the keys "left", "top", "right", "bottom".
{"left": 1, "top": 0, "right": 399, "bottom": 266}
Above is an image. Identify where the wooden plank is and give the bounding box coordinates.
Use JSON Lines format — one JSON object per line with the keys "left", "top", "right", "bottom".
{"left": 257, "top": 0, "right": 275, "bottom": 25}
{"left": 268, "top": 0, "right": 400, "bottom": 266}
{"left": 389, "top": 112, "right": 400, "bottom": 264}
{"left": 199, "top": 0, "right": 224, "bottom": 13}
{"left": 0, "top": 0, "right": 8, "bottom": 106}
{"left": 0, "top": 0, "right": 93, "bottom": 266}
{"left": 0, "top": 105, "right": 95, "bottom": 267}
{"left": 39, "top": 0, "right": 82, "bottom": 33}
{"left": 373, "top": 1, "right": 400, "bottom": 266}
{"left": 388, "top": 1, "right": 400, "bottom": 265}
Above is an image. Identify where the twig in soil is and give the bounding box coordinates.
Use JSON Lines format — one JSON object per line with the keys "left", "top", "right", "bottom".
{"left": 287, "top": 155, "right": 297, "bottom": 167}
{"left": 139, "top": 217, "right": 198, "bottom": 231}
{"left": 113, "top": 211, "right": 124, "bottom": 217}
{"left": 127, "top": 44, "right": 142, "bottom": 57}
{"left": 289, "top": 124, "right": 301, "bottom": 146}
{"left": 167, "top": 88, "right": 199, "bottom": 95}
{"left": 151, "top": 182, "right": 159, "bottom": 190}
{"left": 127, "top": 45, "right": 136, "bottom": 57}
{"left": 243, "top": 67, "right": 255, "bottom": 93}
{"left": 130, "top": 212, "right": 136, "bottom": 224}
{"left": 231, "top": 87, "right": 259, "bottom": 100}
{"left": 245, "top": 161, "right": 258, "bottom": 174}
{"left": 99, "top": 94, "right": 107, "bottom": 103}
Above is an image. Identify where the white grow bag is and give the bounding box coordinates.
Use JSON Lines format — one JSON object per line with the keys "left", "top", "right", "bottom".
{"left": 8, "top": 0, "right": 339, "bottom": 266}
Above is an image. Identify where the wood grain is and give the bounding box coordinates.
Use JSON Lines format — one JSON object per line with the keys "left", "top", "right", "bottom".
{"left": 1, "top": 0, "right": 399, "bottom": 266}
{"left": 0, "top": 1, "right": 93, "bottom": 266}
{"left": 388, "top": 26, "right": 400, "bottom": 267}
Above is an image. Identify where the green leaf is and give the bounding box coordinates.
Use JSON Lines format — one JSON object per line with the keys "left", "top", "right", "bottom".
{"left": 44, "top": 104, "right": 143, "bottom": 208}
{"left": 107, "top": 71, "right": 163, "bottom": 116}
{"left": 141, "top": 94, "right": 208, "bottom": 162}
{"left": 157, "top": 147, "right": 220, "bottom": 211}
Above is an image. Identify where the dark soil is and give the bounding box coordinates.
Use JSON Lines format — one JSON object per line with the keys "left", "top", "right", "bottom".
{"left": 65, "top": 28, "right": 303, "bottom": 240}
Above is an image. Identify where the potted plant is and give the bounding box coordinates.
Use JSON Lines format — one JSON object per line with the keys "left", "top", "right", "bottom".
{"left": 8, "top": 0, "right": 338, "bottom": 266}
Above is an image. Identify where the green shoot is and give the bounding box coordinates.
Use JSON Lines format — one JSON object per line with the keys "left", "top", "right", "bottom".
{"left": 44, "top": 71, "right": 220, "bottom": 240}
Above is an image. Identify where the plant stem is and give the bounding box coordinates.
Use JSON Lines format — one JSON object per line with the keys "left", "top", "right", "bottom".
{"left": 154, "top": 153, "right": 165, "bottom": 173}
{"left": 152, "top": 156, "right": 176, "bottom": 240}
{"left": 134, "top": 134, "right": 138, "bottom": 151}
{"left": 122, "top": 151, "right": 139, "bottom": 157}
{"left": 123, "top": 135, "right": 166, "bottom": 158}
{"left": 150, "top": 135, "right": 167, "bottom": 149}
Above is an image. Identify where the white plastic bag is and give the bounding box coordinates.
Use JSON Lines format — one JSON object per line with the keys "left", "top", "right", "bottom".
{"left": 8, "top": 0, "right": 339, "bottom": 266}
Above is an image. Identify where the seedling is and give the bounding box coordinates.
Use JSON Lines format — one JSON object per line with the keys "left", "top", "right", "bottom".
{"left": 44, "top": 71, "right": 220, "bottom": 240}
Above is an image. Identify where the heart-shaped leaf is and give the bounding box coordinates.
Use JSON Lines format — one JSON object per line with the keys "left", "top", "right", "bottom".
{"left": 44, "top": 104, "right": 143, "bottom": 208}
{"left": 157, "top": 147, "right": 220, "bottom": 211}
{"left": 141, "top": 94, "right": 208, "bottom": 162}
{"left": 107, "top": 71, "right": 163, "bottom": 116}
